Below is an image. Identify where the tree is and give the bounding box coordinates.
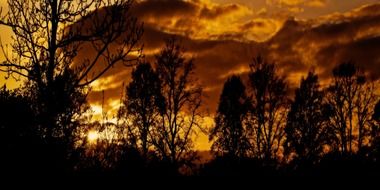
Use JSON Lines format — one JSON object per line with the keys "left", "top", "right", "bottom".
{"left": 151, "top": 38, "right": 203, "bottom": 172}
{"left": 210, "top": 75, "right": 251, "bottom": 159}
{"left": 327, "top": 62, "right": 377, "bottom": 153}
{"left": 370, "top": 100, "right": 380, "bottom": 154}
{"left": 248, "top": 56, "right": 288, "bottom": 160}
{"left": 122, "top": 61, "right": 165, "bottom": 159}
{"left": 0, "top": 0, "right": 143, "bottom": 136}
{"left": 29, "top": 68, "right": 88, "bottom": 141}
{"left": 328, "top": 62, "right": 358, "bottom": 153}
{"left": 0, "top": 85, "right": 35, "bottom": 157}
{"left": 0, "top": 86, "right": 35, "bottom": 175}
{"left": 0, "top": 0, "right": 143, "bottom": 175}
{"left": 374, "top": 101, "right": 380, "bottom": 122}
{"left": 0, "top": 85, "right": 79, "bottom": 176}
{"left": 285, "top": 71, "right": 332, "bottom": 164}
{"left": 355, "top": 77, "right": 377, "bottom": 150}
{"left": 0, "top": 86, "right": 35, "bottom": 135}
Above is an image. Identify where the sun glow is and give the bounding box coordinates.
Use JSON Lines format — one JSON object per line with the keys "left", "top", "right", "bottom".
{"left": 87, "top": 130, "right": 99, "bottom": 143}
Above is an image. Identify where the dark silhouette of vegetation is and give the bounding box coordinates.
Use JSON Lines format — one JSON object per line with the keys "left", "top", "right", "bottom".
{"left": 151, "top": 38, "right": 203, "bottom": 174}
{"left": 0, "top": 86, "right": 35, "bottom": 175}
{"left": 0, "top": 0, "right": 142, "bottom": 134}
{"left": 285, "top": 71, "right": 333, "bottom": 167}
{"left": 210, "top": 75, "right": 251, "bottom": 159}
{"left": 0, "top": 0, "right": 142, "bottom": 178}
{"left": 1, "top": 0, "right": 380, "bottom": 179}
{"left": 369, "top": 100, "right": 380, "bottom": 162}
{"left": 121, "top": 61, "right": 165, "bottom": 160}
{"left": 202, "top": 61, "right": 380, "bottom": 177}
{"left": 0, "top": 84, "right": 83, "bottom": 177}
{"left": 374, "top": 100, "right": 380, "bottom": 122}
{"left": 327, "top": 62, "right": 377, "bottom": 153}
{"left": 248, "top": 56, "right": 288, "bottom": 160}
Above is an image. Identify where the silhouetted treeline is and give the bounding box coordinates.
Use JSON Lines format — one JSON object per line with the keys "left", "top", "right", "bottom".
{"left": 2, "top": 47, "right": 380, "bottom": 178}
{"left": 1, "top": 0, "right": 380, "bottom": 178}
{"left": 203, "top": 60, "right": 380, "bottom": 177}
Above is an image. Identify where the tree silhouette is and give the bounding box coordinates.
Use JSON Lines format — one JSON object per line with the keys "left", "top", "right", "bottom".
{"left": 1, "top": 0, "right": 380, "bottom": 176}
{"left": 0, "top": 86, "right": 35, "bottom": 135}
{"left": 0, "top": 0, "right": 142, "bottom": 85}
{"left": 0, "top": 86, "right": 35, "bottom": 175}
{"left": 0, "top": 0, "right": 142, "bottom": 133}
{"left": 151, "top": 38, "right": 203, "bottom": 173}
{"left": 0, "top": 85, "right": 80, "bottom": 177}
{"left": 210, "top": 75, "right": 251, "bottom": 159}
{"left": 0, "top": 0, "right": 143, "bottom": 175}
{"left": 121, "top": 61, "right": 165, "bottom": 160}
{"left": 368, "top": 100, "right": 380, "bottom": 161}
{"left": 329, "top": 62, "right": 358, "bottom": 153}
{"left": 373, "top": 100, "right": 380, "bottom": 123}
{"left": 248, "top": 56, "right": 288, "bottom": 160}
{"left": 285, "top": 71, "right": 333, "bottom": 165}
{"left": 327, "top": 62, "right": 377, "bottom": 153}
{"left": 28, "top": 68, "right": 88, "bottom": 141}
{"left": 355, "top": 76, "right": 377, "bottom": 151}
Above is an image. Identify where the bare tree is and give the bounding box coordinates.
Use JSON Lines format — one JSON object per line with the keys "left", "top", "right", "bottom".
{"left": 210, "top": 75, "right": 251, "bottom": 159}
{"left": 285, "top": 71, "right": 333, "bottom": 164}
{"left": 0, "top": 0, "right": 143, "bottom": 136}
{"left": 0, "top": 0, "right": 142, "bottom": 86}
{"left": 121, "top": 61, "right": 165, "bottom": 159}
{"left": 329, "top": 62, "right": 358, "bottom": 153}
{"left": 372, "top": 100, "right": 380, "bottom": 143}
{"left": 151, "top": 38, "right": 203, "bottom": 172}
{"left": 327, "top": 62, "right": 378, "bottom": 153}
{"left": 0, "top": 1, "right": 143, "bottom": 175}
{"left": 355, "top": 78, "right": 377, "bottom": 150}
{"left": 248, "top": 56, "right": 288, "bottom": 160}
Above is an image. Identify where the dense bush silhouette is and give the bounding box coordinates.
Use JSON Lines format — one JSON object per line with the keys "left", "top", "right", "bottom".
{"left": 121, "top": 61, "right": 165, "bottom": 160}
{"left": 285, "top": 71, "right": 333, "bottom": 166}
{"left": 210, "top": 75, "right": 251, "bottom": 158}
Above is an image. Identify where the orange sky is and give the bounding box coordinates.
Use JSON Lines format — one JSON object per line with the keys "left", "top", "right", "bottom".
{"left": 1, "top": 0, "right": 380, "bottom": 150}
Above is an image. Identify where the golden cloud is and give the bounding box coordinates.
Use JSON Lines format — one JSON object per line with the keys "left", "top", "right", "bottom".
{"left": 132, "top": 0, "right": 288, "bottom": 42}
{"left": 267, "top": 0, "right": 327, "bottom": 7}
{"left": 306, "top": 0, "right": 327, "bottom": 8}
{"left": 219, "top": 64, "right": 250, "bottom": 79}
{"left": 266, "top": 2, "right": 380, "bottom": 86}
{"left": 267, "top": 0, "right": 304, "bottom": 6}
{"left": 240, "top": 18, "right": 284, "bottom": 42}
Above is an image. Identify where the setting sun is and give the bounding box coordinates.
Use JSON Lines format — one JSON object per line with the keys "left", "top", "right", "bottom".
{"left": 87, "top": 130, "right": 99, "bottom": 143}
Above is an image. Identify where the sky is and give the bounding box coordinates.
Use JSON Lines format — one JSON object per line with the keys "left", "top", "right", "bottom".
{"left": 1, "top": 0, "right": 380, "bottom": 150}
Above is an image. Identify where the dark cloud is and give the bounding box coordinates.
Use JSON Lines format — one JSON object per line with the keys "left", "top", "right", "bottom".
{"left": 132, "top": 0, "right": 197, "bottom": 19}
{"left": 265, "top": 4, "right": 380, "bottom": 84}
{"left": 199, "top": 4, "right": 240, "bottom": 19}
{"left": 75, "top": 1, "right": 380, "bottom": 115}
{"left": 138, "top": 27, "right": 260, "bottom": 112}
{"left": 132, "top": 0, "right": 247, "bottom": 21}
{"left": 314, "top": 36, "right": 380, "bottom": 80}
{"left": 129, "top": 0, "right": 256, "bottom": 41}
